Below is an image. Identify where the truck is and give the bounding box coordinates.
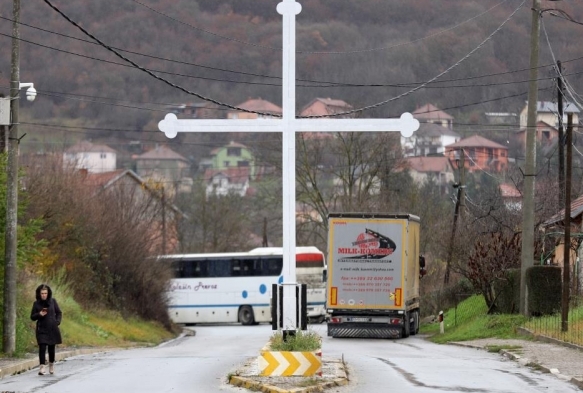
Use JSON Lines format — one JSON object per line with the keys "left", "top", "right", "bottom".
{"left": 325, "top": 213, "right": 424, "bottom": 338}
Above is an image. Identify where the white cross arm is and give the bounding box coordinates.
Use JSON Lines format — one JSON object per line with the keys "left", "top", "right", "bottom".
{"left": 158, "top": 113, "right": 284, "bottom": 138}
{"left": 295, "top": 112, "right": 419, "bottom": 137}
{"left": 159, "top": 112, "right": 419, "bottom": 139}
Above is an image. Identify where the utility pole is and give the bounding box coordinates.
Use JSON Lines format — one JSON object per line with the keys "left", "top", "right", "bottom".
{"left": 520, "top": 0, "right": 541, "bottom": 317}
{"left": 561, "top": 114, "right": 573, "bottom": 332}
{"left": 445, "top": 149, "right": 465, "bottom": 285}
{"left": 557, "top": 60, "right": 565, "bottom": 208}
{"left": 161, "top": 186, "right": 166, "bottom": 255}
{"left": 4, "top": 0, "right": 21, "bottom": 354}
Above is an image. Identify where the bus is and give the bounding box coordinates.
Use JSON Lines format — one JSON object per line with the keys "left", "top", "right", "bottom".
{"left": 249, "top": 247, "right": 327, "bottom": 324}
{"left": 159, "top": 247, "right": 327, "bottom": 325}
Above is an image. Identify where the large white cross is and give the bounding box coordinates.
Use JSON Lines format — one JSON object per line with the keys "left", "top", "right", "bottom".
{"left": 159, "top": 0, "right": 419, "bottom": 330}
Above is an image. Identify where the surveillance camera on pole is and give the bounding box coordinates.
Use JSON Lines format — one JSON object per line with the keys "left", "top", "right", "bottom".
{"left": 19, "top": 83, "right": 36, "bottom": 102}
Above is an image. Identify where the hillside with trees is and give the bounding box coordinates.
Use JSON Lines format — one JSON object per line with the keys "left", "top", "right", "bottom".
{"left": 2, "top": 0, "right": 582, "bottom": 137}
{"left": 1, "top": 0, "right": 583, "bottom": 332}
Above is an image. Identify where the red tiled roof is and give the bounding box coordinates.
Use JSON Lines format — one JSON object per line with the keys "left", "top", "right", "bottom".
{"left": 300, "top": 98, "right": 353, "bottom": 116}
{"left": 412, "top": 104, "right": 453, "bottom": 120}
{"left": 136, "top": 145, "right": 189, "bottom": 162}
{"left": 446, "top": 135, "right": 507, "bottom": 149}
{"left": 544, "top": 194, "right": 583, "bottom": 227}
{"left": 405, "top": 156, "right": 452, "bottom": 173}
{"left": 83, "top": 169, "right": 127, "bottom": 188}
{"left": 234, "top": 98, "right": 282, "bottom": 114}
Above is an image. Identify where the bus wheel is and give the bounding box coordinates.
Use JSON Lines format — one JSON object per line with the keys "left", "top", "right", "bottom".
{"left": 239, "top": 306, "right": 255, "bottom": 326}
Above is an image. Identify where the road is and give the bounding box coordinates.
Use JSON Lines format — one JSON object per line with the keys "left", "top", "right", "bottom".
{"left": 0, "top": 324, "right": 577, "bottom": 393}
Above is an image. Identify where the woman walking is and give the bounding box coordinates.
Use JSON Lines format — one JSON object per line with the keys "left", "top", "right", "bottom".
{"left": 30, "top": 284, "right": 62, "bottom": 375}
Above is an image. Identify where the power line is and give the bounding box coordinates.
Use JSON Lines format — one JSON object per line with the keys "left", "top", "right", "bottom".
{"left": 302, "top": 0, "right": 528, "bottom": 118}
{"left": 41, "top": 0, "right": 282, "bottom": 117}
{"left": 2, "top": 23, "right": 575, "bottom": 91}
{"left": 132, "top": 0, "right": 516, "bottom": 55}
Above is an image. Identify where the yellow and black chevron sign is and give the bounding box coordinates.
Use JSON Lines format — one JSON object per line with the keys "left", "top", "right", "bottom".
{"left": 258, "top": 350, "right": 322, "bottom": 376}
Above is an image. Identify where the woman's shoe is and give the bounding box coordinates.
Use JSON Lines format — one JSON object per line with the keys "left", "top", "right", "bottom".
{"left": 49, "top": 362, "right": 54, "bottom": 374}
{"left": 38, "top": 364, "right": 46, "bottom": 375}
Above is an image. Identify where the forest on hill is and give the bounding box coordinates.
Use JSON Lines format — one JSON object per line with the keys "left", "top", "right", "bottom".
{"left": 1, "top": 0, "right": 582, "bottom": 156}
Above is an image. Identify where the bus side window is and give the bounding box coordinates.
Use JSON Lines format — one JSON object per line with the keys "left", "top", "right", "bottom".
{"left": 209, "top": 258, "right": 231, "bottom": 277}
{"left": 241, "top": 259, "right": 254, "bottom": 276}
{"left": 172, "top": 260, "right": 183, "bottom": 278}
{"left": 183, "top": 260, "right": 196, "bottom": 278}
{"left": 232, "top": 260, "right": 241, "bottom": 276}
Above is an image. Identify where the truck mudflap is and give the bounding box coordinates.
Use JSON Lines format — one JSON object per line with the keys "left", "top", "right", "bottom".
{"left": 327, "top": 322, "right": 401, "bottom": 338}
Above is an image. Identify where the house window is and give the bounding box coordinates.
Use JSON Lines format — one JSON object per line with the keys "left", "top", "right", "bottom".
{"left": 238, "top": 161, "right": 249, "bottom": 167}
{"left": 227, "top": 147, "right": 241, "bottom": 156}
{"left": 100, "top": 153, "right": 107, "bottom": 159}
{"left": 488, "top": 149, "right": 493, "bottom": 160}
{"left": 542, "top": 130, "right": 550, "bottom": 140}
{"left": 224, "top": 161, "right": 230, "bottom": 167}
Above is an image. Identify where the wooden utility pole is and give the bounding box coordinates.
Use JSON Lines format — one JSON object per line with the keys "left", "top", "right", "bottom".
{"left": 4, "top": 0, "right": 21, "bottom": 354}
{"left": 444, "top": 149, "right": 465, "bottom": 285}
{"left": 557, "top": 60, "right": 565, "bottom": 208}
{"left": 561, "top": 114, "right": 573, "bottom": 332}
{"left": 520, "top": 0, "right": 541, "bottom": 317}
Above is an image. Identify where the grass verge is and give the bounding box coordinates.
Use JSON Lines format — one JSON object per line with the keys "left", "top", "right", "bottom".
{"left": 420, "top": 295, "right": 527, "bottom": 344}
{"left": 7, "top": 278, "right": 177, "bottom": 357}
{"left": 268, "top": 330, "right": 322, "bottom": 351}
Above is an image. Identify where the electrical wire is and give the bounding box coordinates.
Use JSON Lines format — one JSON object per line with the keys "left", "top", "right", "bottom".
{"left": 41, "top": 0, "right": 281, "bottom": 117}
{"left": 132, "top": 0, "right": 515, "bottom": 55}
{"left": 2, "top": 20, "right": 575, "bottom": 90}
{"left": 302, "top": 0, "right": 528, "bottom": 118}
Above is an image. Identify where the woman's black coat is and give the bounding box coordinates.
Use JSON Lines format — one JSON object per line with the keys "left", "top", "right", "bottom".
{"left": 30, "top": 285, "right": 62, "bottom": 345}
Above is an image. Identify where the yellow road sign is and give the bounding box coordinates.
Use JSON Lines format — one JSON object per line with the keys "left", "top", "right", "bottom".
{"left": 258, "top": 350, "right": 322, "bottom": 376}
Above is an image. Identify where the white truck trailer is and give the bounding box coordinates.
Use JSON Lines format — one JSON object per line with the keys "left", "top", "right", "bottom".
{"left": 326, "top": 213, "right": 423, "bottom": 338}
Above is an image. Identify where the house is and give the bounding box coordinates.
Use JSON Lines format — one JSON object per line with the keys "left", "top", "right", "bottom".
{"left": 444, "top": 135, "right": 509, "bottom": 173}
{"left": 300, "top": 98, "right": 354, "bottom": 118}
{"left": 299, "top": 98, "right": 354, "bottom": 139}
{"left": 134, "top": 145, "right": 191, "bottom": 193}
{"left": 412, "top": 104, "right": 454, "bottom": 130}
{"left": 203, "top": 166, "right": 250, "bottom": 197}
{"left": 542, "top": 194, "right": 583, "bottom": 295}
{"left": 519, "top": 101, "right": 579, "bottom": 129}
{"left": 514, "top": 121, "right": 559, "bottom": 149}
{"left": 63, "top": 141, "right": 116, "bottom": 173}
{"left": 402, "top": 122, "right": 461, "bottom": 157}
{"left": 499, "top": 183, "right": 521, "bottom": 211}
{"left": 202, "top": 141, "right": 256, "bottom": 178}
{"left": 84, "top": 169, "right": 186, "bottom": 254}
{"left": 404, "top": 156, "right": 454, "bottom": 191}
{"left": 227, "top": 97, "right": 282, "bottom": 119}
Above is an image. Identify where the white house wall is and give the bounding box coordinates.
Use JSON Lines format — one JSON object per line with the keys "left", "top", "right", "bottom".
{"left": 64, "top": 152, "right": 116, "bottom": 173}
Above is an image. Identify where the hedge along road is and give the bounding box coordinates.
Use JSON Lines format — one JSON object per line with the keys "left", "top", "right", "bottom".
{"left": 0, "top": 324, "right": 578, "bottom": 393}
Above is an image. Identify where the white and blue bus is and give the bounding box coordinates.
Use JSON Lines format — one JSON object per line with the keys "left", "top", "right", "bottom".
{"left": 159, "top": 247, "right": 326, "bottom": 325}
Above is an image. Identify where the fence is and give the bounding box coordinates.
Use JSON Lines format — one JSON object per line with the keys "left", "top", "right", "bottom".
{"left": 423, "top": 289, "right": 486, "bottom": 327}
{"left": 522, "top": 296, "right": 583, "bottom": 347}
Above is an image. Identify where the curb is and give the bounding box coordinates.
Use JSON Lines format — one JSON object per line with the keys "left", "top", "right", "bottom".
{"left": 0, "top": 348, "right": 119, "bottom": 379}
{"left": 448, "top": 342, "right": 583, "bottom": 390}
{"left": 0, "top": 329, "right": 194, "bottom": 380}
{"left": 229, "top": 375, "right": 349, "bottom": 393}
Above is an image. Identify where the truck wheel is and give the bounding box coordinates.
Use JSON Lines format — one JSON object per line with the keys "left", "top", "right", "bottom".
{"left": 411, "top": 311, "right": 420, "bottom": 335}
{"left": 401, "top": 312, "right": 410, "bottom": 338}
{"left": 239, "top": 306, "right": 255, "bottom": 326}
